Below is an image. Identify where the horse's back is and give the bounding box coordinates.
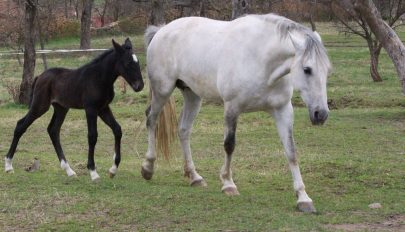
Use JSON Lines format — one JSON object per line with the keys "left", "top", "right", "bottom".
{"left": 148, "top": 16, "right": 282, "bottom": 102}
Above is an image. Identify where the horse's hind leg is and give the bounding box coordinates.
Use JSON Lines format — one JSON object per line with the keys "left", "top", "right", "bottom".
{"left": 98, "top": 106, "right": 122, "bottom": 178}
{"left": 220, "top": 102, "right": 240, "bottom": 196}
{"left": 272, "top": 103, "right": 316, "bottom": 213}
{"left": 5, "top": 99, "right": 50, "bottom": 173}
{"left": 141, "top": 83, "right": 175, "bottom": 180}
{"left": 47, "top": 104, "right": 75, "bottom": 177}
{"left": 178, "top": 89, "right": 206, "bottom": 187}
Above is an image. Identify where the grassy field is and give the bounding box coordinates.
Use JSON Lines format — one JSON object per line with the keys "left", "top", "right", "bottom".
{"left": 0, "top": 25, "right": 404, "bottom": 231}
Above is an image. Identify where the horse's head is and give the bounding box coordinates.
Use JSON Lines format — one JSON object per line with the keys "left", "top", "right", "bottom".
{"left": 289, "top": 31, "right": 331, "bottom": 125}
{"left": 112, "top": 38, "right": 144, "bottom": 92}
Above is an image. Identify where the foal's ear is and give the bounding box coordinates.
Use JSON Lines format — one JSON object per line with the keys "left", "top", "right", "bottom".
{"left": 112, "top": 39, "right": 124, "bottom": 55}
{"left": 124, "top": 37, "right": 132, "bottom": 50}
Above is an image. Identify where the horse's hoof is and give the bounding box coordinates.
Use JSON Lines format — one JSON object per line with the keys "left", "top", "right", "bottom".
{"left": 141, "top": 166, "right": 153, "bottom": 180}
{"left": 190, "top": 178, "right": 207, "bottom": 187}
{"left": 67, "top": 171, "right": 77, "bottom": 177}
{"left": 297, "top": 201, "right": 317, "bottom": 213}
{"left": 222, "top": 186, "right": 240, "bottom": 196}
{"left": 5, "top": 168, "right": 14, "bottom": 174}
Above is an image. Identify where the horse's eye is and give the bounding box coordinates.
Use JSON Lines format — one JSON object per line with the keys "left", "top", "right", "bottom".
{"left": 303, "top": 67, "right": 312, "bottom": 75}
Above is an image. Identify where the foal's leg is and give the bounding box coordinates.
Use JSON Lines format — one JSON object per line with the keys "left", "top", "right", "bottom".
{"left": 220, "top": 103, "right": 240, "bottom": 196}
{"left": 178, "top": 89, "right": 206, "bottom": 187}
{"left": 141, "top": 87, "right": 175, "bottom": 180}
{"left": 47, "top": 104, "right": 76, "bottom": 177}
{"left": 85, "top": 107, "right": 100, "bottom": 181}
{"left": 272, "top": 103, "right": 316, "bottom": 213}
{"left": 5, "top": 100, "right": 50, "bottom": 173}
{"left": 98, "top": 106, "right": 122, "bottom": 178}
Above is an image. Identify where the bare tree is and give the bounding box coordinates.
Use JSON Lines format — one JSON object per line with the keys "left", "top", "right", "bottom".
{"left": 95, "top": 0, "right": 109, "bottom": 27}
{"left": 330, "top": 0, "right": 405, "bottom": 82}
{"left": 19, "top": 0, "right": 38, "bottom": 105}
{"left": 232, "top": 0, "right": 250, "bottom": 19}
{"left": 174, "top": 0, "right": 207, "bottom": 17}
{"left": 80, "top": 0, "right": 94, "bottom": 49}
{"left": 150, "top": 0, "right": 165, "bottom": 24}
{"left": 353, "top": 0, "right": 405, "bottom": 94}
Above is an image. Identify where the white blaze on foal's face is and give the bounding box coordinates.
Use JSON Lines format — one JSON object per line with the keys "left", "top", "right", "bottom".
{"left": 132, "top": 54, "right": 138, "bottom": 63}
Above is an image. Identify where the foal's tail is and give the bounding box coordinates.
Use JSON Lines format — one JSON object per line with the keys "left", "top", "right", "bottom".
{"left": 144, "top": 25, "right": 178, "bottom": 160}
{"left": 28, "top": 76, "right": 38, "bottom": 108}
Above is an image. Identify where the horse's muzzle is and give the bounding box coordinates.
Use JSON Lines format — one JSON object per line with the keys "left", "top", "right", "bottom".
{"left": 310, "top": 108, "right": 329, "bottom": 125}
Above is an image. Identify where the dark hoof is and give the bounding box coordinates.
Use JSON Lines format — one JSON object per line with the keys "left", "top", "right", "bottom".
{"left": 297, "top": 202, "right": 317, "bottom": 213}
{"left": 222, "top": 186, "right": 240, "bottom": 196}
{"left": 141, "top": 166, "right": 153, "bottom": 180}
{"left": 190, "top": 179, "right": 207, "bottom": 187}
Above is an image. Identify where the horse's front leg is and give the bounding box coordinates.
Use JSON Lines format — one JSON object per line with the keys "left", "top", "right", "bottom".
{"left": 99, "top": 106, "right": 122, "bottom": 178}
{"left": 141, "top": 91, "right": 173, "bottom": 180}
{"left": 220, "top": 103, "right": 240, "bottom": 196}
{"left": 272, "top": 103, "right": 316, "bottom": 213}
{"left": 85, "top": 108, "right": 100, "bottom": 181}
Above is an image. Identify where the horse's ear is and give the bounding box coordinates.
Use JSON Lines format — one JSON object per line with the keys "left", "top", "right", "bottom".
{"left": 313, "top": 31, "right": 322, "bottom": 43}
{"left": 112, "top": 39, "right": 124, "bottom": 54}
{"left": 288, "top": 32, "right": 305, "bottom": 51}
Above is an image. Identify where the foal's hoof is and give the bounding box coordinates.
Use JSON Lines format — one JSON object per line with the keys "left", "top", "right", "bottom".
{"left": 222, "top": 186, "right": 240, "bottom": 196}
{"left": 190, "top": 178, "right": 207, "bottom": 187}
{"left": 297, "top": 201, "right": 317, "bottom": 213}
{"left": 5, "top": 168, "right": 14, "bottom": 174}
{"left": 90, "top": 171, "right": 101, "bottom": 182}
{"left": 141, "top": 166, "right": 153, "bottom": 180}
{"left": 108, "top": 171, "right": 116, "bottom": 178}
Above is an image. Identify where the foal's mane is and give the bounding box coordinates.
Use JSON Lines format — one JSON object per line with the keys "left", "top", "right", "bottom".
{"left": 79, "top": 49, "right": 115, "bottom": 70}
{"left": 254, "top": 14, "right": 332, "bottom": 72}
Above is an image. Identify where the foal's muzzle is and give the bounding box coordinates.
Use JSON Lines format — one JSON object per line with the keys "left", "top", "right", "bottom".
{"left": 309, "top": 108, "right": 329, "bottom": 125}
{"left": 131, "top": 81, "right": 144, "bottom": 92}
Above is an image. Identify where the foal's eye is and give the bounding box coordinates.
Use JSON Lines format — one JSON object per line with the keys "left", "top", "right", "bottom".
{"left": 303, "top": 67, "right": 312, "bottom": 75}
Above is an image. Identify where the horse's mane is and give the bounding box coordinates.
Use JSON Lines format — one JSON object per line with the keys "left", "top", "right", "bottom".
{"left": 253, "top": 14, "right": 332, "bottom": 72}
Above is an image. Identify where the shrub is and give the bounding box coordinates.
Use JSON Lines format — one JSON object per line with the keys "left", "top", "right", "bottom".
{"left": 48, "top": 18, "right": 80, "bottom": 39}
{"left": 1, "top": 79, "right": 20, "bottom": 103}
{"left": 118, "top": 16, "right": 147, "bottom": 34}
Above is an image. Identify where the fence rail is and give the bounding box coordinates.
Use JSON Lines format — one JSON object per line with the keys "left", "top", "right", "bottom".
{"left": 0, "top": 48, "right": 110, "bottom": 56}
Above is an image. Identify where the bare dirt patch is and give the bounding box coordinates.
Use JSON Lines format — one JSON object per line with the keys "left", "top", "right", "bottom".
{"left": 327, "top": 214, "right": 405, "bottom": 232}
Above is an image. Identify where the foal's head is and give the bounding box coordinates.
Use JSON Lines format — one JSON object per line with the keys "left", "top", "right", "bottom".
{"left": 289, "top": 31, "right": 331, "bottom": 125}
{"left": 112, "top": 38, "right": 144, "bottom": 92}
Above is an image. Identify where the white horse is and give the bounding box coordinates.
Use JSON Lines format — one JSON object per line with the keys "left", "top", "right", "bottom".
{"left": 142, "top": 14, "right": 331, "bottom": 213}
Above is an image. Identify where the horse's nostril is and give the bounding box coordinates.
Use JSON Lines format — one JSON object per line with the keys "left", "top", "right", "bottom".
{"left": 314, "top": 111, "right": 320, "bottom": 119}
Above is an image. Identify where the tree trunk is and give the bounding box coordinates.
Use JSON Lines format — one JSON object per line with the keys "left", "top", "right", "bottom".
{"left": 80, "top": 0, "right": 94, "bottom": 49}
{"left": 366, "top": 38, "right": 383, "bottom": 82}
{"left": 369, "top": 48, "right": 382, "bottom": 82}
{"left": 36, "top": 13, "right": 48, "bottom": 71}
{"left": 19, "top": 0, "right": 37, "bottom": 105}
{"left": 232, "top": 0, "right": 250, "bottom": 19}
{"left": 150, "top": 0, "right": 165, "bottom": 25}
{"left": 64, "top": 0, "right": 68, "bottom": 18}
{"left": 353, "top": 0, "right": 405, "bottom": 94}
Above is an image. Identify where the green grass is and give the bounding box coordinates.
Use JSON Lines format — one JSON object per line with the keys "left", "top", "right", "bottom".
{"left": 0, "top": 25, "right": 405, "bottom": 231}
